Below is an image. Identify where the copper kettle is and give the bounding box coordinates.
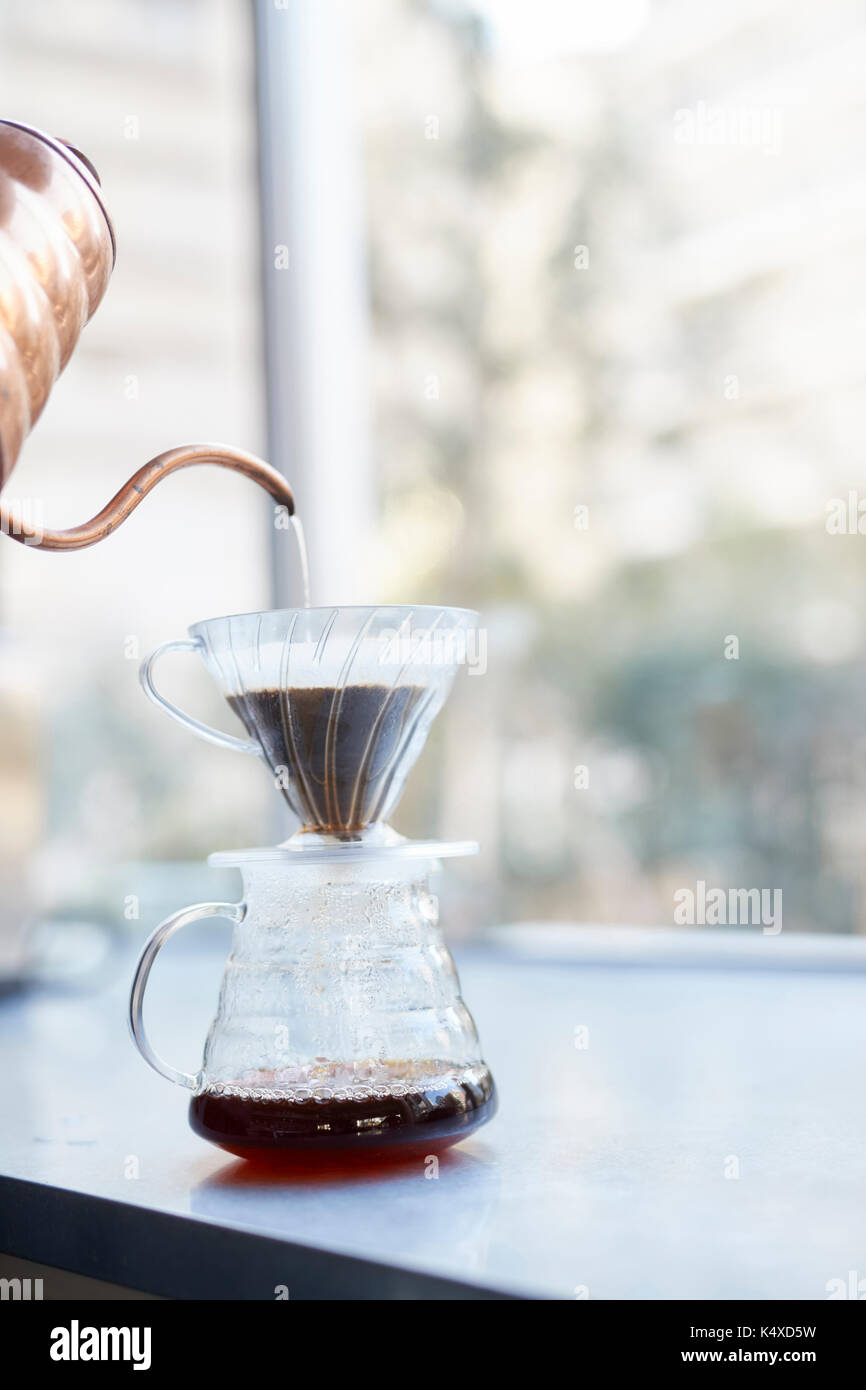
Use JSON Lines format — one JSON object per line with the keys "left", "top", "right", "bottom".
{"left": 0, "top": 119, "right": 293, "bottom": 548}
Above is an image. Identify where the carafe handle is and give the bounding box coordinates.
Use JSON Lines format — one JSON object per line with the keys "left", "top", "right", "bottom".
{"left": 128, "top": 901, "right": 245, "bottom": 1089}
{"left": 140, "top": 638, "right": 261, "bottom": 754}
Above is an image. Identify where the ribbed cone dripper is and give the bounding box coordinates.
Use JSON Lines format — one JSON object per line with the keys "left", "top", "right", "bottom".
{"left": 191, "top": 606, "right": 478, "bottom": 841}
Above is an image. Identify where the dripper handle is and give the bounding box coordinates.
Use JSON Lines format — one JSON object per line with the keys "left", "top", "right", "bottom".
{"left": 140, "top": 638, "right": 261, "bottom": 754}
{"left": 128, "top": 901, "right": 244, "bottom": 1089}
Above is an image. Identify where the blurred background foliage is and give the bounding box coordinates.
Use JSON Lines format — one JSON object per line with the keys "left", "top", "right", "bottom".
{"left": 358, "top": 0, "right": 866, "bottom": 933}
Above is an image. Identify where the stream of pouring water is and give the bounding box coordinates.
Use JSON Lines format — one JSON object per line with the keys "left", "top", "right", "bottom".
{"left": 290, "top": 513, "right": 311, "bottom": 608}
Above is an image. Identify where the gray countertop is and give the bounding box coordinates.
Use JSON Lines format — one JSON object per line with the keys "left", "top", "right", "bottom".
{"left": 1, "top": 925, "right": 864, "bottom": 1300}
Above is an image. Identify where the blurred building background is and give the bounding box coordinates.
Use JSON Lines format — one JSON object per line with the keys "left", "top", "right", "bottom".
{"left": 0, "top": 0, "right": 269, "bottom": 924}
{"left": 2, "top": 0, "right": 866, "bottom": 935}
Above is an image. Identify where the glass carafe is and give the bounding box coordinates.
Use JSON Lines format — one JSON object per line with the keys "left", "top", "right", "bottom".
{"left": 129, "top": 846, "right": 496, "bottom": 1156}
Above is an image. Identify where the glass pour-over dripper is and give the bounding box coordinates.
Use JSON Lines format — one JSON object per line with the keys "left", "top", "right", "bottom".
{"left": 141, "top": 605, "right": 476, "bottom": 844}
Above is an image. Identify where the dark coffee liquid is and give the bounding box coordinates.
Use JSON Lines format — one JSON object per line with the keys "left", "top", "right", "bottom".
{"left": 189, "top": 1065, "right": 496, "bottom": 1158}
{"left": 226, "top": 683, "right": 427, "bottom": 833}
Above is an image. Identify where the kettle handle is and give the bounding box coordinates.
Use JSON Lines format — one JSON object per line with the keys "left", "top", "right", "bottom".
{"left": 140, "top": 638, "right": 261, "bottom": 754}
{"left": 128, "top": 901, "right": 245, "bottom": 1089}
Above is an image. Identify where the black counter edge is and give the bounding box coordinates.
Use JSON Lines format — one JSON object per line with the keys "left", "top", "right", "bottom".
{"left": 0, "top": 1175, "right": 521, "bottom": 1301}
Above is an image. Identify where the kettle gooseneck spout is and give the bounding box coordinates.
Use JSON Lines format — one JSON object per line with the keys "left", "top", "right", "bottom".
{"left": 0, "top": 443, "right": 295, "bottom": 550}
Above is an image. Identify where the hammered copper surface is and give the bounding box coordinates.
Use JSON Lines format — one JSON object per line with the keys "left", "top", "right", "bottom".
{"left": 0, "top": 120, "right": 114, "bottom": 487}
{"left": 0, "top": 119, "right": 294, "bottom": 549}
